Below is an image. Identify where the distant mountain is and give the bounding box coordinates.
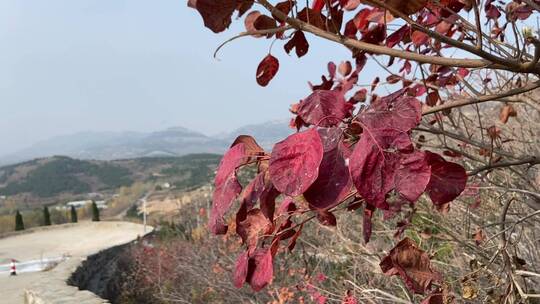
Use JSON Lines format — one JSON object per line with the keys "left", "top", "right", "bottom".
{"left": 0, "top": 120, "right": 293, "bottom": 165}
{"left": 222, "top": 119, "right": 293, "bottom": 150}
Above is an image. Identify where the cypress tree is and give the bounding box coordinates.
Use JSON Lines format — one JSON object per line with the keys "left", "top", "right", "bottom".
{"left": 91, "top": 201, "right": 100, "bottom": 222}
{"left": 70, "top": 205, "right": 78, "bottom": 223}
{"left": 15, "top": 210, "right": 24, "bottom": 231}
{"left": 43, "top": 206, "right": 52, "bottom": 226}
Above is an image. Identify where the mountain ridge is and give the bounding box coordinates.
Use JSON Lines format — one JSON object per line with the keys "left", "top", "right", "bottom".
{"left": 0, "top": 120, "right": 292, "bottom": 166}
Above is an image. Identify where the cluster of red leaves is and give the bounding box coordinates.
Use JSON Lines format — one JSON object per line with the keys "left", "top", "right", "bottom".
{"left": 207, "top": 85, "right": 466, "bottom": 294}
{"left": 185, "top": 0, "right": 502, "bottom": 296}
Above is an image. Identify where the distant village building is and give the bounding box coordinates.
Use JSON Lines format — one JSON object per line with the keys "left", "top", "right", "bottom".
{"left": 95, "top": 200, "right": 107, "bottom": 209}
{"left": 66, "top": 200, "right": 93, "bottom": 209}
{"left": 65, "top": 200, "right": 108, "bottom": 210}
{"left": 86, "top": 192, "right": 103, "bottom": 199}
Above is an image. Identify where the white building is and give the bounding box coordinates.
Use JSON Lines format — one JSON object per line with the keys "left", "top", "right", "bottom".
{"left": 65, "top": 200, "right": 108, "bottom": 209}
{"left": 66, "top": 200, "right": 92, "bottom": 209}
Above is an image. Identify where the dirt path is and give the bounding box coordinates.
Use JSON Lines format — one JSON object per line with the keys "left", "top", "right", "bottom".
{"left": 0, "top": 221, "right": 147, "bottom": 304}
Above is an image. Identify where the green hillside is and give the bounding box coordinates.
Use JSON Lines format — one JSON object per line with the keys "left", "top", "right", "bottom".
{"left": 0, "top": 154, "right": 220, "bottom": 199}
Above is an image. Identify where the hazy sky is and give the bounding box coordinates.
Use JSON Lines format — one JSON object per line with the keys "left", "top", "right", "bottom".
{"left": 0, "top": 0, "right": 359, "bottom": 155}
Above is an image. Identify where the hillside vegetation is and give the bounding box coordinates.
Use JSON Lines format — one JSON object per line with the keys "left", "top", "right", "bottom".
{"left": 0, "top": 154, "right": 220, "bottom": 204}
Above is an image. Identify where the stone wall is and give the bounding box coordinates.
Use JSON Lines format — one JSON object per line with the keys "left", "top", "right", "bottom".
{"left": 67, "top": 239, "right": 140, "bottom": 303}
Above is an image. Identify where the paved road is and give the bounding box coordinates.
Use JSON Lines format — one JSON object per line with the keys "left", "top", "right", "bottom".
{"left": 0, "top": 221, "right": 147, "bottom": 303}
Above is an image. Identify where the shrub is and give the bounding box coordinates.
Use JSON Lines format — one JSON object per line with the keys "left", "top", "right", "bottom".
{"left": 91, "top": 202, "right": 100, "bottom": 222}
{"left": 70, "top": 205, "right": 78, "bottom": 223}
{"left": 43, "top": 206, "right": 51, "bottom": 226}
{"left": 14, "top": 210, "right": 24, "bottom": 231}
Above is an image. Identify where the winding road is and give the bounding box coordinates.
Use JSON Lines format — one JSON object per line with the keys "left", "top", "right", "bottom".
{"left": 0, "top": 221, "right": 147, "bottom": 303}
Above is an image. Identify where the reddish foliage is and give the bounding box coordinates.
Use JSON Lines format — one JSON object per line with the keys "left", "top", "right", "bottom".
{"left": 246, "top": 248, "right": 274, "bottom": 291}
{"left": 425, "top": 151, "right": 467, "bottom": 206}
{"left": 269, "top": 129, "right": 324, "bottom": 196}
{"left": 237, "top": 209, "right": 273, "bottom": 250}
{"left": 233, "top": 250, "right": 250, "bottom": 288}
{"left": 284, "top": 31, "right": 309, "bottom": 58}
{"left": 296, "top": 90, "right": 352, "bottom": 127}
{"left": 304, "top": 128, "right": 352, "bottom": 210}
{"left": 256, "top": 54, "right": 280, "bottom": 87}
{"left": 190, "top": 0, "right": 476, "bottom": 294}
{"left": 191, "top": 0, "right": 238, "bottom": 33}
{"left": 209, "top": 143, "right": 247, "bottom": 234}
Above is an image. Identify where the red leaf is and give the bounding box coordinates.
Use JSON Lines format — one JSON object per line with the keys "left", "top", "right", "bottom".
{"left": 256, "top": 54, "right": 279, "bottom": 87}
{"left": 395, "top": 151, "right": 431, "bottom": 202}
{"left": 287, "top": 223, "right": 304, "bottom": 251}
{"left": 499, "top": 105, "right": 517, "bottom": 124}
{"left": 425, "top": 151, "right": 467, "bottom": 206}
{"left": 361, "top": 24, "right": 387, "bottom": 45}
{"left": 362, "top": 91, "right": 422, "bottom": 132}
{"left": 386, "top": 0, "right": 427, "bottom": 15}
{"left": 316, "top": 210, "right": 337, "bottom": 226}
{"left": 230, "top": 135, "right": 264, "bottom": 156}
{"left": 386, "top": 25, "right": 410, "bottom": 48}
{"left": 344, "top": 0, "right": 361, "bottom": 11}
{"left": 344, "top": 19, "right": 358, "bottom": 38}
{"left": 233, "top": 251, "right": 249, "bottom": 288}
{"left": 297, "top": 8, "right": 326, "bottom": 30}
{"left": 192, "top": 0, "right": 238, "bottom": 33}
{"left": 247, "top": 249, "right": 274, "bottom": 291}
{"left": 350, "top": 92, "right": 422, "bottom": 208}
{"left": 474, "top": 229, "right": 485, "bottom": 245}
{"left": 485, "top": 3, "right": 501, "bottom": 20}
{"left": 363, "top": 204, "right": 375, "bottom": 243}
{"left": 487, "top": 125, "right": 501, "bottom": 140}
{"left": 342, "top": 291, "right": 358, "bottom": 304}
{"left": 425, "top": 91, "right": 439, "bottom": 106}
{"left": 350, "top": 134, "right": 401, "bottom": 209}
{"left": 253, "top": 14, "right": 277, "bottom": 34}
{"left": 380, "top": 237, "right": 442, "bottom": 294}
{"left": 353, "top": 8, "right": 371, "bottom": 31}
{"left": 237, "top": 209, "right": 273, "bottom": 250}
{"left": 210, "top": 144, "right": 247, "bottom": 234}
{"left": 328, "top": 62, "right": 337, "bottom": 79}
{"left": 411, "top": 30, "right": 429, "bottom": 46}
{"left": 312, "top": 0, "right": 325, "bottom": 12}
{"left": 338, "top": 61, "right": 352, "bottom": 77}
{"left": 272, "top": 1, "right": 292, "bottom": 22}
{"left": 236, "top": 0, "right": 254, "bottom": 17}
{"left": 420, "top": 289, "right": 448, "bottom": 304}
{"left": 304, "top": 128, "right": 352, "bottom": 210}
{"left": 239, "top": 172, "right": 266, "bottom": 211}
{"left": 457, "top": 67, "right": 470, "bottom": 78}
{"left": 244, "top": 11, "right": 262, "bottom": 35}
{"left": 284, "top": 31, "right": 310, "bottom": 58}
{"left": 269, "top": 129, "right": 324, "bottom": 196}
{"left": 297, "top": 90, "right": 352, "bottom": 127}
{"left": 260, "top": 183, "right": 280, "bottom": 221}
{"left": 386, "top": 74, "right": 401, "bottom": 84}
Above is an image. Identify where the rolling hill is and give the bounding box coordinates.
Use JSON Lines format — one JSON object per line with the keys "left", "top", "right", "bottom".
{"left": 0, "top": 120, "right": 293, "bottom": 166}
{"left": 0, "top": 154, "right": 221, "bottom": 202}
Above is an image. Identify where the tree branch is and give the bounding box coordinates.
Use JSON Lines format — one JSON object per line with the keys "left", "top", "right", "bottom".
{"left": 256, "top": 0, "right": 507, "bottom": 69}
{"left": 422, "top": 80, "right": 540, "bottom": 115}
{"left": 468, "top": 156, "right": 540, "bottom": 176}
